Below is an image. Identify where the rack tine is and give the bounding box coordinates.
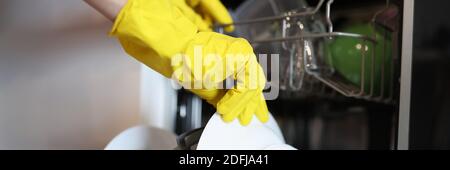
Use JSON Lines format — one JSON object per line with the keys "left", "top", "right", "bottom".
{"left": 368, "top": 36, "right": 376, "bottom": 98}
{"left": 380, "top": 27, "right": 388, "bottom": 100}
{"left": 281, "top": 11, "right": 295, "bottom": 51}
{"left": 356, "top": 40, "right": 367, "bottom": 97}
{"left": 325, "top": 0, "right": 335, "bottom": 33}
{"left": 387, "top": 29, "right": 399, "bottom": 103}
{"left": 314, "top": 76, "right": 360, "bottom": 97}
{"left": 289, "top": 45, "right": 304, "bottom": 91}
{"left": 372, "top": 0, "right": 391, "bottom": 101}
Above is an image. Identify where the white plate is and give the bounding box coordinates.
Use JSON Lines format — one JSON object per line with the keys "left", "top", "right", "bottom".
{"left": 197, "top": 113, "right": 296, "bottom": 150}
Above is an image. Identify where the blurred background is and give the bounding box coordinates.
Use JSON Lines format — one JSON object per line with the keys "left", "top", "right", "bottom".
{"left": 0, "top": 0, "right": 143, "bottom": 149}
{"left": 0, "top": 0, "right": 449, "bottom": 150}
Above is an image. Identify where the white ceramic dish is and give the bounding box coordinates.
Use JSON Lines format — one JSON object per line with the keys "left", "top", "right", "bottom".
{"left": 197, "top": 113, "right": 296, "bottom": 150}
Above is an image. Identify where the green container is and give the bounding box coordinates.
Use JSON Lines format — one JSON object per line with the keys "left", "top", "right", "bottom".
{"left": 325, "top": 24, "right": 392, "bottom": 96}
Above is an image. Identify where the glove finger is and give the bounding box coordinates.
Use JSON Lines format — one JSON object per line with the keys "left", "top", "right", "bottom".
{"left": 238, "top": 99, "right": 256, "bottom": 126}
{"left": 218, "top": 89, "right": 258, "bottom": 122}
{"left": 199, "top": 0, "right": 234, "bottom": 32}
{"left": 221, "top": 103, "right": 243, "bottom": 123}
{"left": 221, "top": 111, "right": 239, "bottom": 123}
{"left": 173, "top": 0, "right": 212, "bottom": 31}
{"left": 201, "top": 12, "right": 214, "bottom": 27}
{"left": 185, "top": 10, "right": 212, "bottom": 31}
{"left": 255, "top": 94, "right": 269, "bottom": 123}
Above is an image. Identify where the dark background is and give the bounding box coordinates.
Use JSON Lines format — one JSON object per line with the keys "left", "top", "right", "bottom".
{"left": 409, "top": 0, "right": 450, "bottom": 149}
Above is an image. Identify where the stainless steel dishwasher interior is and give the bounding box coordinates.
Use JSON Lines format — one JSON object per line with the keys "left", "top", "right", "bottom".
{"left": 217, "top": 0, "right": 406, "bottom": 150}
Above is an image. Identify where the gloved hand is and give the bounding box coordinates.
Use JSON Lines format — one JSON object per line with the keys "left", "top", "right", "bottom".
{"left": 110, "top": 0, "right": 268, "bottom": 125}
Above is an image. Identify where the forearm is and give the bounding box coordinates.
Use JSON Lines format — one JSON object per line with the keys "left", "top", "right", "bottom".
{"left": 84, "top": 0, "right": 128, "bottom": 21}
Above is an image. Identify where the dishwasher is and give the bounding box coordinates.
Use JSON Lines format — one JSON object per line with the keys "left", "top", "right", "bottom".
{"left": 174, "top": 0, "right": 414, "bottom": 150}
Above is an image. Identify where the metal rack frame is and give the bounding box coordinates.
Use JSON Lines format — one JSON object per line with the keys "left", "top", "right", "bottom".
{"left": 218, "top": 0, "right": 397, "bottom": 103}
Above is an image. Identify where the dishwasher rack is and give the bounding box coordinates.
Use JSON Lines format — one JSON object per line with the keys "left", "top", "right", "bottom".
{"left": 217, "top": 0, "right": 400, "bottom": 103}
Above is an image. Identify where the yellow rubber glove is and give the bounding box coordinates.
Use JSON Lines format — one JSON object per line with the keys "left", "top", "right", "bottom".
{"left": 185, "top": 0, "right": 235, "bottom": 32}
{"left": 110, "top": 0, "right": 267, "bottom": 125}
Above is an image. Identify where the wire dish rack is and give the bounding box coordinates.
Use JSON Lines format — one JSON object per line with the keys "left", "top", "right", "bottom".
{"left": 217, "top": 0, "right": 399, "bottom": 103}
